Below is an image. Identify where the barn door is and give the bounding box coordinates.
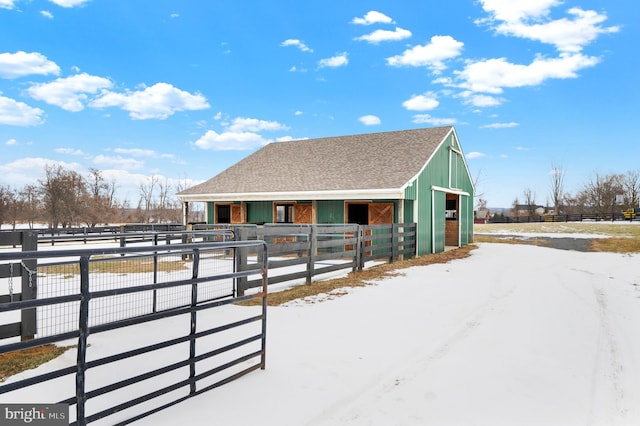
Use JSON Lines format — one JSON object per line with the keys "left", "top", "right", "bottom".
{"left": 293, "top": 204, "right": 312, "bottom": 224}
{"left": 231, "top": 204, "right": 243, "bottom": 224}
{"left": 369, "top": 203, "right": 394, "bottom": 224}
{"left": 366, "top": 203, "right": 394, "bottom": 256}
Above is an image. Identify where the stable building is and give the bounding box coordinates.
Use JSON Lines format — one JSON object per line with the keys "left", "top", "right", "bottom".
{"left": 177, "top": 126, "right": 474, "bottom": 255}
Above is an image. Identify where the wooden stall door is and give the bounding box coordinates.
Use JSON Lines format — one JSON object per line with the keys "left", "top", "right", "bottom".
{"left": 293, "top": 204, "right": 313, "bottom": 224}
{"left": 369, "top": 203, "right": 394, "bottom": 224}
{"left": 231, "top": 204, "right": 243, "bottom": 224}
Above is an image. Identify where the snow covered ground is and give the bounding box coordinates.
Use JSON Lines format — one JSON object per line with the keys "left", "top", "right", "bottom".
{"left": 3, "top": 234, "right": 640, "bottom": 425}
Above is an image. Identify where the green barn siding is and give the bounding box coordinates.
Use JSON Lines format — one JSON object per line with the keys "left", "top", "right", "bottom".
{"left": 247, "top": 201, "right": 273, "bottom": 224}
{"left": 403, "top": 200, "right": 414, "bottom": 223}
{"left": 317, "top": 200, "right": 345, "bottom": 223}
{"left": 432, "top": 190, "right": 446, "bottom": 253}
{"left": 207, "top": 202, "right": 214, "bottom": 224}
{"left": 412, "top": 131, "right": 474, "bottom": 255}
{"left": 404, "top": 181, "right": 417, "bottom": 200}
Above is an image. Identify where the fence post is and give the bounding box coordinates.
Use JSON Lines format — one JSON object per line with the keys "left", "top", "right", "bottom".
{"left": 390, "top": 224, "right": 398, "bottom": 264}
{"left": 189, "top": 249, "right": 200, "bottom": 396}
{"left": 307, "top": 225, "right": 316, "bottom": 284}
{"left": 76, "top": 255, "right": 91, "bottom": 425}
{"left": 20, "top": 231, "right": 37, "bottom": 341}
{"left": 357, "top": 226, "right": 364, "bottom": 272}
{"left": 235, "top": 228, "right": 248, "bottom": 296}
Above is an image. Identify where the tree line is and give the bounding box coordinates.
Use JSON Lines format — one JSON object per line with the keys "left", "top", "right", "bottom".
{"left": 509, "top": 166, "right": 640, "bottom": 217}
{"left": 0, "top": 165, "right": 194, "bottom": 230}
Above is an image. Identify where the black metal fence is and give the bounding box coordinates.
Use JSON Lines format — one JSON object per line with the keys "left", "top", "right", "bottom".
{"left": 234, "top": 223, "right": 417, "bottom": 295}
{"left": 0, "top": 239, "right": 268, "bottom": 425}
{"left": 489, "top": 212, "right": 630, "bottom": 223}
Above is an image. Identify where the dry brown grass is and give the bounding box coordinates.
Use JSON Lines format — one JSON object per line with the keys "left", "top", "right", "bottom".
{"left": 40, "top": 257, "right": 190, "bottom": 275}
{"left": 239, "top": 244, "right": 477, "bottom": 307}
{"left": 590, "top": 237, "right": 640, "bottom": 253}
{"left": 473, "top": 234, "right": 550, "bottom": 247}
{"left": 0, "top": 344, "right": 74, "bottom": 382}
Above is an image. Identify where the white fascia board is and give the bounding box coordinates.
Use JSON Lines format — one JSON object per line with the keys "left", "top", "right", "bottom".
{"left": 431, "top": 185, "right": 470, "bottom": 196}
{"left": 177, "top": 188, "right": 405, "bottom": 202}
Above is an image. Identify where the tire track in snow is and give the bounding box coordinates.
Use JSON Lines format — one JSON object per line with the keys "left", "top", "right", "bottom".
{"left": 587, "top": 281, "right": 629, "bottom": 426}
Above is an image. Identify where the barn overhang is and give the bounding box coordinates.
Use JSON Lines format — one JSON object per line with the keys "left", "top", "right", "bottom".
{"left": 178, "top": 188, "right": 406, "bottom": 203}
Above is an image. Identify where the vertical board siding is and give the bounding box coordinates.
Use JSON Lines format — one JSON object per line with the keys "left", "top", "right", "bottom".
{"left": 317, "top": 200, "right": 345, "bottom": 223}
{"left": 247, "top": 201, "right": 273, "bottom": 224}
{"left": 207, "top": 202, "right": 214, "bottom": 224}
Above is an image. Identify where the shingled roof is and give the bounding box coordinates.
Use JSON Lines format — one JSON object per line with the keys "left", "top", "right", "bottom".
{"left": 179, "top": 126, "right": 454, "bottom": 200}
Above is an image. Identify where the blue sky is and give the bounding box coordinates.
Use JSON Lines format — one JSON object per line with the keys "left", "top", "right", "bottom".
{"left": 0, "top": 0, "right": 636, "bottom": 208}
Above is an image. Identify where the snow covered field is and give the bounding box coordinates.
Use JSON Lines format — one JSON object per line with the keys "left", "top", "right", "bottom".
{"left": 135, "top": 242, "right": 640, "bottom": 426}
{"left": 3, "top": 227, "right": 640, "bottom": 425}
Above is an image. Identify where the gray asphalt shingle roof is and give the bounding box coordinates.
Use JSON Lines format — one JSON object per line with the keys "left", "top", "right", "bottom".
{"left": 179, "top": 126, "right": 453, "bottom": 196}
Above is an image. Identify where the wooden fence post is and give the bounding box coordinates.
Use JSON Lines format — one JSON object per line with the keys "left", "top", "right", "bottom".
{"left": 306, "top": 225, "right": 316, "bottom": 284}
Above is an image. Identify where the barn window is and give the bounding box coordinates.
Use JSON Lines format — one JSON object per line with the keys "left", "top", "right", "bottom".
{"left": 276, "top": 204, "right": 294, "bottom": 223}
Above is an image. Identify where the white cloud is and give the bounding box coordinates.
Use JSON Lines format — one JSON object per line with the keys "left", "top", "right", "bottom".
{"left": 6, "top": 138, "right": 17, "bottom": 146}
{"left": 48, "top": 0, "right": 91, "bottom": 7}
{"left": 386, "top": 35, "right": 463, "bottom": 73}
{"left": 477, "top": 1, "right": 619, "bottom": 53}
{"left": 352, "top": 11, "right": 394, "bottom": 25}
{"left": 482, "top": 122, "right": 519, "bottom": 129}
{"left": 0, "top": 157, "right": 82, "bottom": 189}
{"left": 411, "top": 114, "right": 457, "bottom": 126}
{"left": 0, "top": 0, "right": 15, "bottom": 9}
{"left": 113, "top": 148, "right": 156, "bottom": 157}
{"left": 462, "top": 93, "right": 503, "bottom": 107}
{"left": 402, "top": 92, "right": 439, "bottom": 111}
{"left": 41, "top": 10, "right": 54, "bottom": 18}
{"left": 193, "top": 130, "right": 269, "bottom": 151}
{"left": 26, "top": 73, "right": 113, "bottom": 111}
{"left": 280, "top": 39, "right": 313, "bottom": 53}
{"left": 355, "top": 27, "right": 412, "bottom": 44}
{"left": 90, "top": 82, "right": 210, "bottom": 120}
{"left": 318, "top": 53, "right": 349, "bottom": 68}
{"left": 55, "top": 147, "right": 86, "bottom": 156}
{"left": 466, "top": 152, "right": 487, "bottom": 159}
{"left": 170, "top": 13, "right": 179, "bottom": 19}
{"left": 92, "top": 155, "right": 145, "bottom": 170}
{"left": 294, "top": 111, "right": 303, "bottom": 116}
{"left": 477, "top": 0, "right": 560, "bottom": 23}
{"left": 0, "top": 95, "right": 45, "bottom": 126}
{"left": 456, "top": 53, "right": 600, "bottom": 94}
{"left": 0, "top": 51, "right": 60, "bottom": 79}
{"left": 358, "top": 115, "right": 381, "bottom": 125}
{"left": 109, "top": 148, "right": 176, "bottom": 161}
{"left": 227, "top": 117, "right": 289, "bottom": 133}
{"left": 495, "top": 8, "right": 619, "bottom": 53}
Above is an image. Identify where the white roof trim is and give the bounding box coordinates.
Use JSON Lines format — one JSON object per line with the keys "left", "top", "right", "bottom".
{"left": 178, "top": 188, "right": 405, "bottom": 202}
{"left": 431, "top": 185, "right": 470, "bottom": 196}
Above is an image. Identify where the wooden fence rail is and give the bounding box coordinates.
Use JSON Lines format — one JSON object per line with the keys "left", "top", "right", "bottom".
{"left": 234, "top": 223, "right": 417, "bottom": 295}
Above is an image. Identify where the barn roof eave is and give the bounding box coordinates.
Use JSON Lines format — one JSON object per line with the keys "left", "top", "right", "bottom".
{"left": 177, "top": 188, "right": 406, "bottom": 203}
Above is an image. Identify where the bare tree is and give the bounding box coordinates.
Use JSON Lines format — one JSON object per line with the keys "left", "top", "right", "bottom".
{"left": 549, "top": 163, "right": 565, "bottom": 214}
{"left": 0, "top": 186, "right": 9, "bottom": 227}
{"left": 19, "top": 185, "right": 40, "bottom": 228}
{"left": 39, "top": 164, "right": 89, "bottom": 228}
{"left": 523, "top": 188, "right": 537, "bottom": 216}
{"left": 578, "top": 172, "right": 623, "bottom": 215}
{"left": 621, "top": 170, "right": 640, "bottom": 209}
{"left": 84, "top": 168, "right": 116, "bottom": 226}
{"left": 139, "top": 175, "right": 159, "bottom": 223}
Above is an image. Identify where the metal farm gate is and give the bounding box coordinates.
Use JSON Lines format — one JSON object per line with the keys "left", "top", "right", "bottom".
{"left": 0, "top": 235, "right": 268, "bottom": 425}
